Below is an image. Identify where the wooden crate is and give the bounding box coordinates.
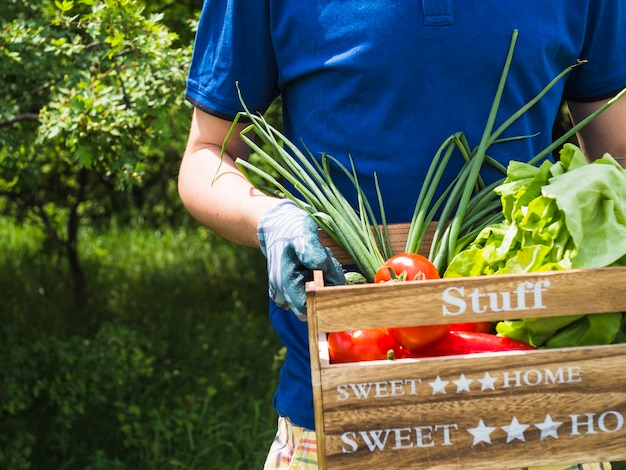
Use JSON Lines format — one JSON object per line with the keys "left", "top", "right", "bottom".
{"left": 306, "top": 224, "right": 626, "bottom": 469}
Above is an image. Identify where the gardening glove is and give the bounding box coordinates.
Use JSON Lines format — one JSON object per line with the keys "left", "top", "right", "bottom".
{"left": 258, "top": 200, "right": 345, "bottom": 320}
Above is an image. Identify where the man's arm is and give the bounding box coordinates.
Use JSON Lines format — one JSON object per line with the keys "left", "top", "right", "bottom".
{"left": 178, "top": 107, "right": 280, "bottom": 247}
{"left": 178, "top": 107, "right": 345, "bottom": 316}
{"left": 567, "top": 92, "right": 626, "bottom": 168}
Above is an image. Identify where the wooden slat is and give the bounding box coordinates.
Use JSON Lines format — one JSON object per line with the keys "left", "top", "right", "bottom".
{"left": 308, "top": 270, "right": 328, "bottom": 470}
{"left": 316, "top": 343, "right": 626, "bottom": 469}
{"left": 307, "top": 266, "right": 626, "bottom": 332}
{"left": 318, "top": 223, "right": 435, "bottom": 264}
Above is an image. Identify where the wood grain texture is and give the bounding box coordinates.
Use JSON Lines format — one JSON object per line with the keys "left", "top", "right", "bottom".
{"left": 318, "top": 222, "right": 434, "bottom": 264}
{"left": 308, "top": 271, "right": 328, "bottom": 469}
{"left": 318, "top": 344, "right": 626, "bottom": 469}
{"left": 307, "top": 266, "right": 626, "bottom": 332}
{"left": 308, "top": 223, "right": 626, "bottom": 469}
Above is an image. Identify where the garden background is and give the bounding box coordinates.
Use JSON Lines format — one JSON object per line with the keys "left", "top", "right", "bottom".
{"left": 1, "top": 1, "right": 624, "bottom": 469}
{"left": 2, "top": 1, "right": 280, "bottom": 468}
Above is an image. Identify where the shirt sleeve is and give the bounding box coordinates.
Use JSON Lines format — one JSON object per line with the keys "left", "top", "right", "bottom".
{"left": 185, "top": 0, "right": 279, "bottom": 119}
{"left": 564, "top": 0, "right": 626, "bottom": 101}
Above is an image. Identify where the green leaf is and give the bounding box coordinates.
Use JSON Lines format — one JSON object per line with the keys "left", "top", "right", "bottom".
{"left": 54, "top": 0, "right": 74, "bottom": 13}
{"left": 541, "top": 147, "right": 626, "bottom": 269}
{"left": 75, "top": 145, "right": 93, "bottom": 169}
{"left": 496, "top": 315, "right": 584, "bottom": 347}
{"left": 545, "top": 313, "right": 623, "bottom": 348}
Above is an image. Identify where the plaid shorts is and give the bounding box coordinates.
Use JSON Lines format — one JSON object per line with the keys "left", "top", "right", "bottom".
{"left": 263, "top": 417, "right": 611, "bottom": 470}
{"left": 263, "top": 417, "right": 318, "bottom": 469}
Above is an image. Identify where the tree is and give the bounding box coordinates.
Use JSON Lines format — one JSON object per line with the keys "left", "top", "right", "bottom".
{"left": 0, "top": 0, "right": 192, "bottom": 308}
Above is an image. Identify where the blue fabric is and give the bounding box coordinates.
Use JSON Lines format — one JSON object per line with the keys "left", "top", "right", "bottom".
{"left": 422, "top": 0, "right": 455, "bottom": 26}
{"left": 268, "top": 299, "right": 316, "bottom": 429}
{"left": 187, "top": 0, "right": 626, "bottom": 430}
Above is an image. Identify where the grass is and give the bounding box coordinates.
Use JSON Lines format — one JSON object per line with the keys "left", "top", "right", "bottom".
{"left": 0, "top": 216, "right": 281, "bottom": 469}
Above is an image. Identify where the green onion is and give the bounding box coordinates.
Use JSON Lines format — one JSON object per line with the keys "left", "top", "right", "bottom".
{"left": 230, "top": 86, "right": 386, "bottom": 281}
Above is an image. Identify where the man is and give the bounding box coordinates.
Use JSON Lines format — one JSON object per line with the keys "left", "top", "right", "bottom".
{"left": 178, "top": 2, "right": 626, "bottom": 468}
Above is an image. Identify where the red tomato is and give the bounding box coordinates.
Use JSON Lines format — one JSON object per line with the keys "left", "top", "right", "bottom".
{"left": 328, "top": 328, "right": 405, "bottom": 363}
{"left": 388, "top": 325, "right": 448, "bottom": 354}
{"left": 449, "top": 322, "right": 493, "bottom": 334}
{"left": 374, "top": 253, "right": 440, "bottom": 283}
{"left": 373, "top": 253, "right": 444, "bottom": 353}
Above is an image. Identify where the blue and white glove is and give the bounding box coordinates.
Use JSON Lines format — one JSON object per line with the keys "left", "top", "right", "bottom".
{"left": 258, "top": 200, "right": 345, "bottom": 320}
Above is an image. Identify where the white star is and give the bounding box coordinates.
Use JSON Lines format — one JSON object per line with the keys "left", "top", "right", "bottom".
{"left": 535, "top": 414, "right": 563, "bottom": 440}
{"left": 501, "top": 416, "right": 529, "bottom": 443}
{"left": 428, "top": 376, "right": 449, "bottom": 394}
{"left": 477, "top": 372, "right": 498, "bottom": 391}
{"left": 467, "top": 419, "right": 496, "bottom": 445}
{"left": 453, "top": 374, "right": 473, "bottom": 393}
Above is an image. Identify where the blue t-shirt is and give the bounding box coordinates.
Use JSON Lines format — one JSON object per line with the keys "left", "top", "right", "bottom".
{"left": 186, "top": 0, "right": 626, "bottom": 430}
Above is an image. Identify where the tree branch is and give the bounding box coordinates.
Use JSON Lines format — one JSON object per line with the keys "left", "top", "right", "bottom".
{"left": 0, "top": 113, "right": 39, "bottom": 128}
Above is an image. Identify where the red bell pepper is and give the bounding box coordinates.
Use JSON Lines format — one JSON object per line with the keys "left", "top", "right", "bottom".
{"left": 448, "top": 321, "right": 493, "bottom": 334}
{"left": 414, "top": 330, "right": 536, "bottom": 358}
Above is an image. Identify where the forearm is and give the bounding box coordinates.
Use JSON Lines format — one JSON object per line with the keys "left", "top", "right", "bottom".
{"left": 568, "top": 93, "right": 626, "bottom": 167}
{"left": 178, "top": 144, "right": 279, "bottom": 248}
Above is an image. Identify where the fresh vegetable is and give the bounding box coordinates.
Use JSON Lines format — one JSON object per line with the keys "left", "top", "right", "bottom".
{"left": 388, "top": 325, "right": 448, "bottom": 354}
{"left": 229, "top": 93, "right": 391, "bottom": 281}
{"left": 446, "top": 144, "right": 626, "bottom": 347}
{"left": 388, "top": 321, "right": 496, "bottom": 356}
{"left": 344, "top": 271, "right": 368, "bottom": 284}
{"left": 373, "top": 253, "right": 447, "bottom": 353}
{"left": 374, "top": 253, "right": 439, "bottom": 283}
{"left": 498, "top": 313, "right": 623, "bottom": 349}
{"left": 414, "top": 330, "right": 536, "bottom": 357}
{"left": 449, "top": 322, "right": 493, "bottom": 334}
{"left": 328, "top": 328, "right": 406, "bottom": 363}
{"left": 229, "top": 30, "right": 626, "bottom": 359}
{"left": 328, "top": 328, "right": 533, "bottom": 362}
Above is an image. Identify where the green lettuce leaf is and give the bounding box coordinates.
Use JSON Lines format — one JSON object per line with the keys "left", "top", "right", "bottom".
{"left": 541, "top": 146, "right": 626, "bottom": 268}
{"left": 496, "top": 315, "right": 584, "bottom": 347}
{"left": 545, "top": 313, "right": 623, "bottom": 348}
{"left": 445, "top": 143, "right": 626, "bottom": 348}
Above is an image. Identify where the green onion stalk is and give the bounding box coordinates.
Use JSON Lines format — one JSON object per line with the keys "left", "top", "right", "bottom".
{"left": 229, "top": 88, "right": 389, "bottom": 281}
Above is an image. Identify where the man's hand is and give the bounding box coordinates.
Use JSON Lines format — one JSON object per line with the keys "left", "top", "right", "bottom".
{"left": 258, "top": 200, "right": 346, "bottom": 319}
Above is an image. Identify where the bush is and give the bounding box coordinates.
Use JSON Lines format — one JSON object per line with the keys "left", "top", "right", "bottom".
{"left": 0, "top": 322, "right": 154, "bottom": 469}
{"left": 0, "top": 218, "right": 280, "bottom": 469}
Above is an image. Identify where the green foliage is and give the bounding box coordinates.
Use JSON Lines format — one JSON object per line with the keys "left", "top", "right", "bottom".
{"left": 1, "top": 0, "right": 191, "bottom": 191}
{"left": 0, "top": 0, "right": 193, "bottom": 306}
{"left": 144, "top": 0, "right": 200, "bottom": 46}
{"left": 0, "top": 322, "right": 154, "bottom": 469}
{"left": 0, "top": 217, "right": 280, "bottom": 469}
